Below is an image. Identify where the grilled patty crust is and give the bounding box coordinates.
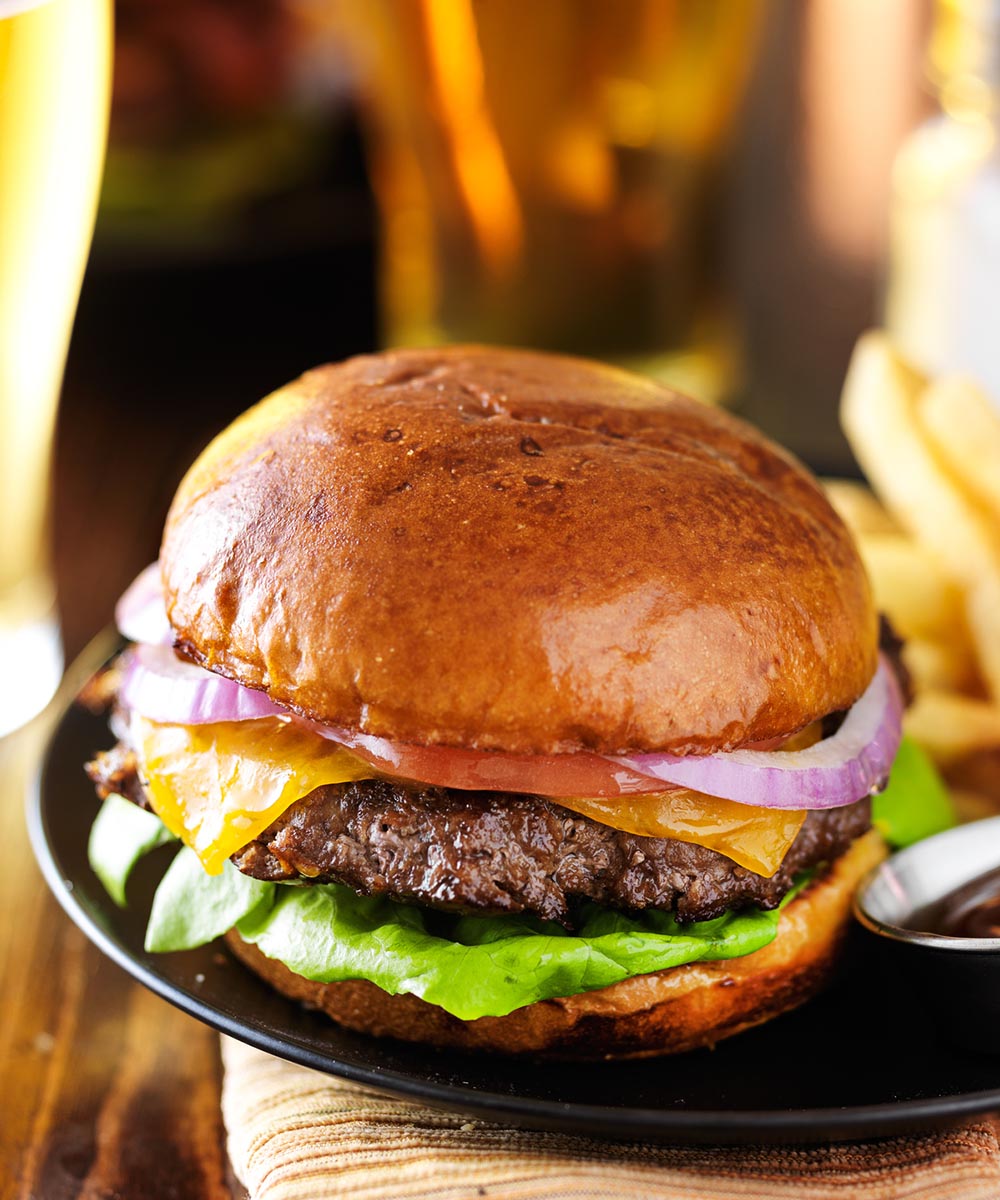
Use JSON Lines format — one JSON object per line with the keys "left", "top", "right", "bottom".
{"left": 87, "top": 744, "right": 870, "bottom": 926}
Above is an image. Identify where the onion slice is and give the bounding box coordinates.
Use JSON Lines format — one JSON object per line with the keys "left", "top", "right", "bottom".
{"left": 114, "top": 641, "right": 675, "bottom": 797}
{"left": 119, "top": 643, "right": 289, "bottom": 725}
{"left": 113, "top": 563, "right": 903, "bottom": 808}
{"left": 116, "top": 563, "right": 174, "bottom": 647}
{"left": 610, "top": 656, "right": 902, "bottom": 810}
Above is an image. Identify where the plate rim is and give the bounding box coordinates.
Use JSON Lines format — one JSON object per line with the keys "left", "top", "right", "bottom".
{"left": 27, "top": 634, "right": 1000, "bottom": 1143}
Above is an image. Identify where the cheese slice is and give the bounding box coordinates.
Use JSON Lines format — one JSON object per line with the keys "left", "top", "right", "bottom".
{"left": 557, "top": 792, "right": 806, "bottom": 877}
{"left": 133, "top": 715, "right": 370, "bottom": 874}
{"left": 132, "top": 715, "right": 807, "bottom": 879}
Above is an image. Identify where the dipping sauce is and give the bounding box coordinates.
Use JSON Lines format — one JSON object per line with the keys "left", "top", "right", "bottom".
{"left": 910, "top": 866, "right": 1000, "bottom": 939}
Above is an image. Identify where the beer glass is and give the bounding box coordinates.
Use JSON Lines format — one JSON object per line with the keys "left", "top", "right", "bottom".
{"left": 343, "top": 0, "right": 763, "bottom": 398}
{"left": 0, "top": 0, "right": 112, "bottom": 734}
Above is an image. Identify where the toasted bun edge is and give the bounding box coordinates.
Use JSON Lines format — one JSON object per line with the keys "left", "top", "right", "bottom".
{"left": 162, "top": 346, "right": 877, "bottom": 755}
{"left": 224, "top": 828, "right": 887, "bottom": 1060}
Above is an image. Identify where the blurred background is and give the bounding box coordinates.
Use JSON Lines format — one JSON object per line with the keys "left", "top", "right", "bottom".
{"left": 4, "top": 4, "right": 999, "bottom": 1175}
{"left": 37, "top": 0, "right": 989, "bottom": 658}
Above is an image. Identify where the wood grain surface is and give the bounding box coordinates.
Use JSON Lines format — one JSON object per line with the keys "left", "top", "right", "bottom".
{"left": 0, "top": 145, "right": 376, "bottom": 1188}
{"left": 1, "top": 727, "right": 242, "bottom": 1199}
{"left": 0, "top": 403, "right": 245, "bottom": 1197}
{"left": 0, "top": 311, "right": 258, "bottom": 1198}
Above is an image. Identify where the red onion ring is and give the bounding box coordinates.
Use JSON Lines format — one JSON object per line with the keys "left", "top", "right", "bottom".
{"left": 119, "top": 643, "right": 288, "bottom": 725}
{"left": 115, "top": 642, "right": 669, "bottom": 796}
{"left": 115, "top": 563, "right": 174, "bottom": 647}
{"left": 610, "top": 656, "right": 902, "bottom": 810}
{"left": 115, "top": 564, "right": 901, "bottom": 809}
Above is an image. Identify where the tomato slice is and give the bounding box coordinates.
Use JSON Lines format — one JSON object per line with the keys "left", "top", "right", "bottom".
{"left": 310, "top": 724, "right": 673, "bottom": 798}
{"left": 309, "top": 722, "right": 823, "bottom": 799}
{"left": 134, "top": 713, "right": 808, "bottom": 879}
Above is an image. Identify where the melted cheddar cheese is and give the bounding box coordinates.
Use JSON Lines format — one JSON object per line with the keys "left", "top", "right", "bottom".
{"left": 131, "top": 716, "right": 807, "bottom": 878}
{"left": 133, "top": 715, "right": 370, "bottom": 874}
{"left": 556, "top": 792, "right": 805, "bottom": 877}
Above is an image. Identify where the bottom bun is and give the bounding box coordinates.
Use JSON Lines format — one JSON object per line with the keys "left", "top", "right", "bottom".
{"left": 225, "top": 829, "right": 886, "bottom": 1060}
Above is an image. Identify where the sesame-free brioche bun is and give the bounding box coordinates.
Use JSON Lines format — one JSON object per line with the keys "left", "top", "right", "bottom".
{"left": 224, "top": 829, "right": 886, "bottom": 1060}
{"left": 161, "top": 346, "right": 877, "bottom": 755}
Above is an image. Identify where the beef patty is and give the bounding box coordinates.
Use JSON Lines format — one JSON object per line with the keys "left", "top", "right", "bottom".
{"left": 87, "top": 743, "right": 871, "bottom": 926}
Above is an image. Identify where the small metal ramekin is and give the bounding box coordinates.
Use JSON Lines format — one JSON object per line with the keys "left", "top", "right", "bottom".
{"left": 854, "top": 816, "right": 1000, "bottom": 1053}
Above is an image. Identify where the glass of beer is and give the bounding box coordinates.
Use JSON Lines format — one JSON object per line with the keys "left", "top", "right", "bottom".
{"left": 342, "top": 0, "right": 763, "bottom": 398}
{"left": 0, "top": 0, "right": 112, "bottom": 735}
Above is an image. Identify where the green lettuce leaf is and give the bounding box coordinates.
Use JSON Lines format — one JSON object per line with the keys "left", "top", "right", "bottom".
{"left": 87, "top": 792, "right": 177, "bottom": 907}
{"left": 872, "top": 735, "right": 954, "bottom": 848}
{"left": 229, "top": 876, "right": 809, "bottom": 1020}
{"left": 145, "top": 846, "right": 274, "bottom": 953}
{"left": 122, "top": 826, "right": 812, "bottom": 1019}
{"left": 92, "top": 733, "right": 954, "bottom": 1021}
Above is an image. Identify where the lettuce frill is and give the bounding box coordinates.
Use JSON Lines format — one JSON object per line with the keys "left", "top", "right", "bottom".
{"left": 86, "top": 735, "right": 952, "bottom": 1021}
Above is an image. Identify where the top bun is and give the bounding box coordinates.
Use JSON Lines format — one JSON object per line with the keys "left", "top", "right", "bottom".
{"left": 161, "top": 347, "right": 876, "bottom": 755}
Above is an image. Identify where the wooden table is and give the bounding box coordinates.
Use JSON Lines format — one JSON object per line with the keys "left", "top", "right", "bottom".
{"left": 0, "top": 238, "right": 376, "bottom": 1195}
{"left": 0, "top": 399, "right": 249, "bottom": 1196}
{"left": 1, "top": 722, "right": 240, "bottom": 1197}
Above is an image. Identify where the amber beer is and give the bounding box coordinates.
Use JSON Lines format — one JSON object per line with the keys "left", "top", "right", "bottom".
{"left": 345, "top": 0, "right": 762, "bottom": 397}
{"left": 0, "top": 0, "right": 111, "bottom": 733}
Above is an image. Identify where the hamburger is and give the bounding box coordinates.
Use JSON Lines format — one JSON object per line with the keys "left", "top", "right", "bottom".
{"left": 84, "top": 345, "right": 919, "bottom": 1059}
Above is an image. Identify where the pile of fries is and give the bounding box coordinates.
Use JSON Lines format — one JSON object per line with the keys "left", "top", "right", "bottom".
{"left": 827, "top": 331, "right": 1000, "bottom": 819}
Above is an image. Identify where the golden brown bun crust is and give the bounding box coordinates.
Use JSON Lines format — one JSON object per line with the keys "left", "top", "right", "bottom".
{"left": 162, "top": 347, "right": 877, "bottom": 754}
{"left": 225, "top": 829, "right": 886, "bottom": 1060}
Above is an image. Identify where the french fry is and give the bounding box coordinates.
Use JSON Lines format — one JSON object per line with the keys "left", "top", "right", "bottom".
{"left": 919, "top": 375, "right": 1000, "bottom": 527}
{"left": 902, "top": 638, "right": 977, "bottom": 695}
{"left": 841, "top": 332, "right": 1000, "bottom": 701}
{"left": 903, "top": 689, "right": 1000, "bottom": 765}
{"left": 966, "top": 575, "right": 1000, "bottom": 697}
{"left": 854, "top": 532, "right": 967, "bottom": 642}
{"left": 822, "top": 479, "right": 900, "bottom": 537}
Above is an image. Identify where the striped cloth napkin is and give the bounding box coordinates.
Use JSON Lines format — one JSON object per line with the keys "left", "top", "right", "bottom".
{"left": 221, "top": 1038, "right": 1000, "bottom": 1200}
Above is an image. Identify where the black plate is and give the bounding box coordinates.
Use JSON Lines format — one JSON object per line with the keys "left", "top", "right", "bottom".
{"left": 28, "top": 639, "right": 1000, "bottom": 1145}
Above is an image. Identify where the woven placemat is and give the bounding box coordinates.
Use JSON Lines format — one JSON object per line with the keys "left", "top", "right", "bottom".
{"left": 221, "top": 1037, "right": 1000, "bottom": 1200}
